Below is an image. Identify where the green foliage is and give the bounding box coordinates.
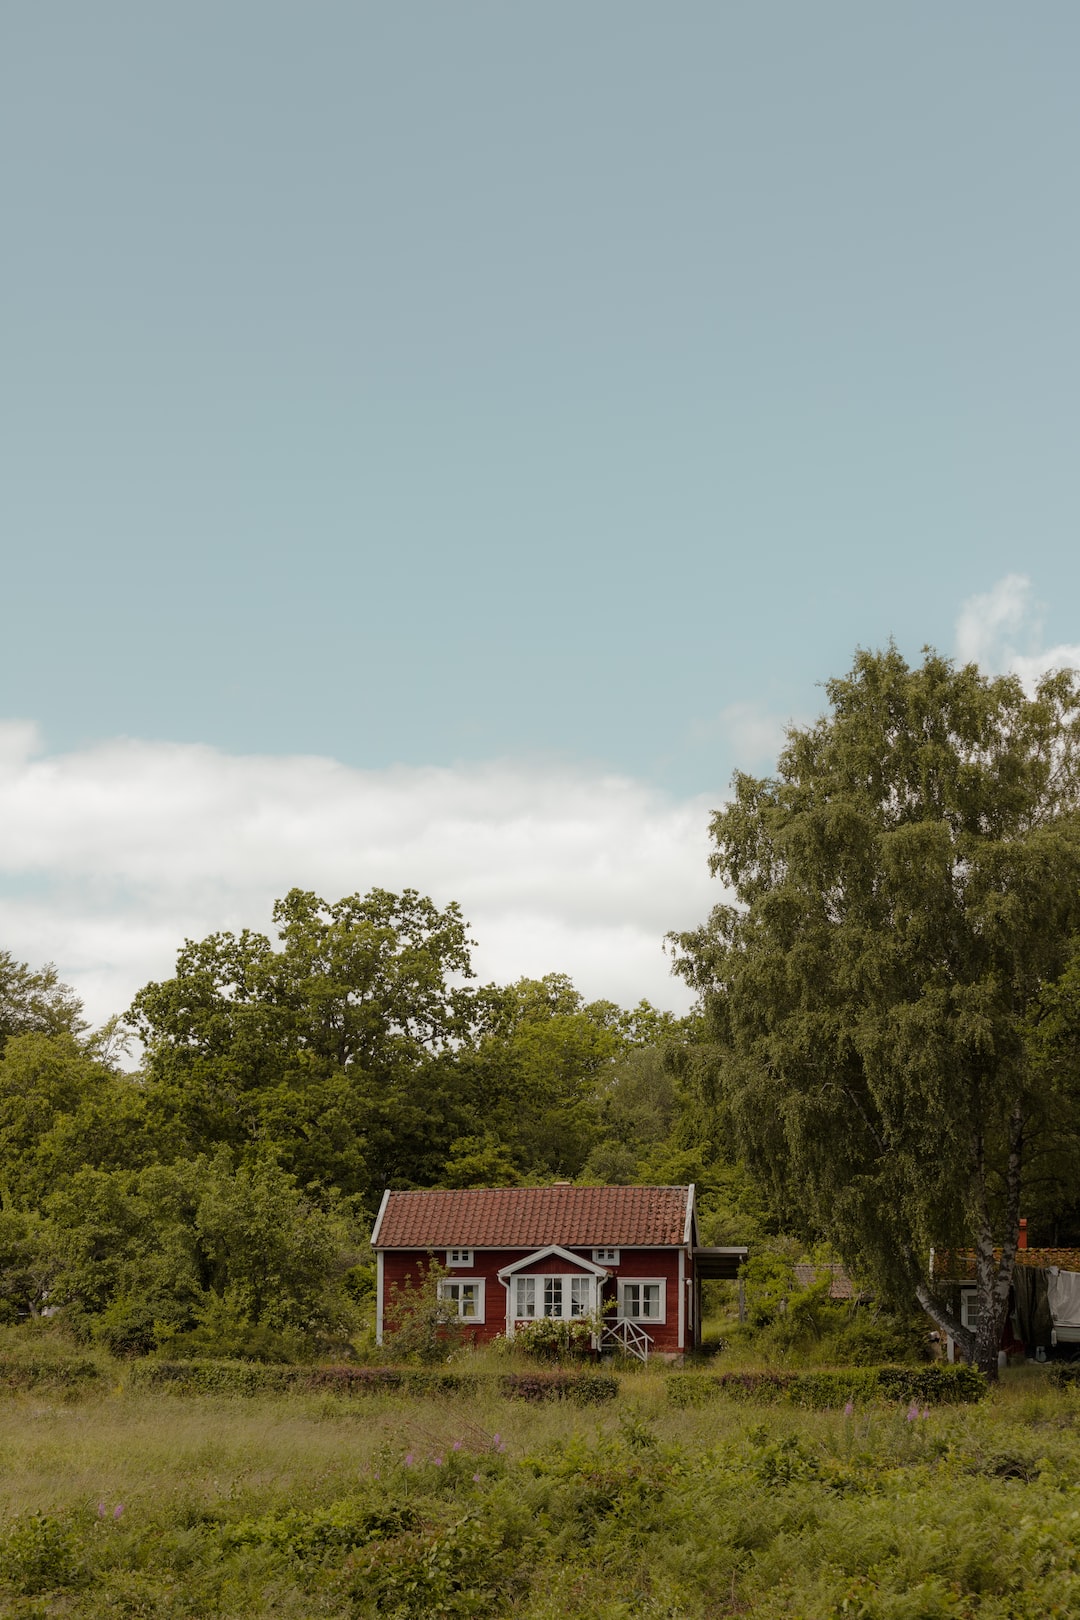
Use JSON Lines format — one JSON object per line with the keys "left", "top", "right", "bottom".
{"left": 667, "top": 1362, "right": 987, "bottom": 1408}
{"left": 499, "top": 1369, "right": 618, "bottom": 1404}
{"left": 509, "top": 1314, "right": 599, "bottom": 1361}
{"left": 222, "top": 1495, "right": 418, "bottom": 1557}
{"left": 123, "top": 1358, "right": 613, "bottom": 1402}
{"left": 382, "top": 1259, "right": 462, "bottom": 1364}
{"left": 351, "top": 1509, "right": 524, "bottom": 1619}
{"left": 1046, "top": 1361, "right": 1080, "bottom": 1389}
{"left": 0, "top": 1353, "right": 102, "bottom": 1393}
{"left": 0, "top": 952, "right": 87, "bottom": 1055}
{"left": 672, "top": 648, "right": 1080, "bottom": 1373}
{"left": 0, "top": 1512, "right": 83, "bottom": 1595}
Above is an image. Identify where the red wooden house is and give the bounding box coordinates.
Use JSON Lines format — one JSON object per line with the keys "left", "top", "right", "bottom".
{"left": 371, "top": 1183, "right": 746, "bottom": 1361}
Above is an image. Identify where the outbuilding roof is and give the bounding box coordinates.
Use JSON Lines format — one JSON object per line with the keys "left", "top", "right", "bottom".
{"left": 792, "top": 1262, "right": 864, "bottom": 1301}
{"left": 372, "top": 1185, "right": 694, "bottom": 1250}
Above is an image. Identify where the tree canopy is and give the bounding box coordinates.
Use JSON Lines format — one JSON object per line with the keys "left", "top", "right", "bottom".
{"left": 672, "top": 647, "right": 1080, "bottom": 1374}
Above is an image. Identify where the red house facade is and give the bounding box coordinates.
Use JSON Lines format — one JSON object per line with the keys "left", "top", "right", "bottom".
{"left": 371, "top": 1184, "right": 746, "bottom": 1360}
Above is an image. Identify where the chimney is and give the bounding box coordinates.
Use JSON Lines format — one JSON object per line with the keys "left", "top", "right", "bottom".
{"left": 1018, "top": 1217, "right": 1028, "bottom": 1251}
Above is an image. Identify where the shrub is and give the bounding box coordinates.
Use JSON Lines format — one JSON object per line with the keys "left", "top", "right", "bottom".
{"left": 1047, "top": 1362, "right": 1080, "bottom": 1389}
{"left": 351, "top": 1509, "right": 523, "bottom": 1619}
{"left": 499, "top": 1369, "right": 618, "bottom": 1404}
{"left": 0, "top": 1513, "right": 83, "bottom": 1595}
{"left": 0, "top": 1355, "right": 102, "bottom": 1394}
{"left": 382, "top": 1259, "right": 462, "bottom": 1364}
{"left": 128, "top": 1359, "right": 484, "bottom": 1398}
{"left": 666, "top": 1363, "right": 987, "bottom": 1409}
{"left": 829, "top": 1314, "right": 927, "bottom": 1365}
{"left": 223, "top": 1497, "right": 418, "bottom": 1557}
{"left": 510, "top": 1316, "right": 598, "bottom": 1361}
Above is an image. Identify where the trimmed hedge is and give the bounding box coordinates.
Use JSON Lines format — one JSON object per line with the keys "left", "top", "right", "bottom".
{"left": 0, "top": 1356, "right": 103, "bottom": 1394}
{"left": 129, "top": 1360, "right": 616, "bottom": 1403}
{"left": 129, "top": 1362, "right": 481, "bottom": 1398}
{"left": 667, "top": 1364, "right": 987, "bottom": 1409}
{"left": 498, "top": 1370, "right": 618, "bottom": 1405}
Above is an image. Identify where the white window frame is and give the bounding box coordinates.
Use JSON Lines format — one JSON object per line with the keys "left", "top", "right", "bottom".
{"left": 446, "top": 1248, "right": 473, "bottom": 1267}
{"left": 513, "top": 1275, "right": 537, "bottom": 1319}
{"left": 960, "top": 1289, "right": 981, "bottom": 1332}
{"left": 618, "top": 1278, "right": 666, "bottom": 1324}
{"left": 438, "top": 1278, "right": 485, "bottom": 1323}
{"left": 592, "top": 1248, "right": 620, "bottom": 1264}
{"left": 512, "top": 1273, "right": 596, "bottom": 1322}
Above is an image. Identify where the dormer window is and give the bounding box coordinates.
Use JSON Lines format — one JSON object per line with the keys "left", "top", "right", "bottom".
{"left": 593, "top": 1248, "right": 620, "bottom": 1264}
{"left": 447, "top": 1248, "right": 473, "bottom": 1267}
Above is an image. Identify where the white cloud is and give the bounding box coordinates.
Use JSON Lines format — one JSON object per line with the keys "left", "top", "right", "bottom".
{"left": 955, "top": 575, "right": 1080, "bottom": 688}
{"left": 0, "top": 724, "right": 721, "bottom": 1029}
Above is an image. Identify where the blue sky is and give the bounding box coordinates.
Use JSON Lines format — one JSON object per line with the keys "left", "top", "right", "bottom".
{"left": 2, "top": 5, "right": 1079, "bottom": 1020}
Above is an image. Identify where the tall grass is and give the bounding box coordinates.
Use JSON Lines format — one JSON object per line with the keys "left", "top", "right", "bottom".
{"left": 2, "top": 1352, "right": 1080, "bottom": 1616}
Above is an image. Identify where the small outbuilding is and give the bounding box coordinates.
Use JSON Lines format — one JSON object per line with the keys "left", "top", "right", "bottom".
{"left": 371, "top": 1183, "right": 747, "bottom": 1361}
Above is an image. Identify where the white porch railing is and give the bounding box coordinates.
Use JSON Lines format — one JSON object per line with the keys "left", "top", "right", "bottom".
{"left": 600, "top": 1319, "right": 651, "bottom": 1363}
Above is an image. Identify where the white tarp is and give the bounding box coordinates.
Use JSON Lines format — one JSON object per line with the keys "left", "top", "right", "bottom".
{"left": 1047, "top": 1267, "right": 1080, "bottom": 1345}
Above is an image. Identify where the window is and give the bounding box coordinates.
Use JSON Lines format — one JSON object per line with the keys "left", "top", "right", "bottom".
{"left": 619, "top": 1280, "right": 664, "bottom": 1323}
{"left": 447, "top": 1248, "right": 473, "bottom": 1267}
{"left": 592, "top": 1248, "right": 620, "bottom": 1264}
{"left": 960, "top": 1290, "right": 981, "bottom": 1332}
{"left": 513, "top": 1274, "right": 595, "bottom": 1321}
{"left": 514, "top": 1276, "right": 537, "bottom": 1319}
{"left": 439, "top": 1280, "right": 485, "bottom": 1322}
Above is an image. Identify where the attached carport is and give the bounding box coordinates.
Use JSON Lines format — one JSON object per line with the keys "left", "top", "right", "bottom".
{"left": 692, "top": 1245, "right": 749, "bottom": 1339}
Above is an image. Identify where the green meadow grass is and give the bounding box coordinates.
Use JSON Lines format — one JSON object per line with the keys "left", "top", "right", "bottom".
{"left": 2, "top": 1359, "right": 1080, "bottom": 1617}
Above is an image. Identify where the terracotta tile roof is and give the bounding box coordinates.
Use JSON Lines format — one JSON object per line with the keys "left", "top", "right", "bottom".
{"left": 373, "top": 1185, "right": 692, "bottom": 1250}
{"left": 792, "top": 1262, "right": 863, "bottom": 1301}
{"left": 933, "top": 1248, "right": 1080, "bottom": 1281}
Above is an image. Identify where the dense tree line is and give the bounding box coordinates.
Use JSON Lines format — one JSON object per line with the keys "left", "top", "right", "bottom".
{"left": 0, "top": 903, "right": 742, "bottom": 1356}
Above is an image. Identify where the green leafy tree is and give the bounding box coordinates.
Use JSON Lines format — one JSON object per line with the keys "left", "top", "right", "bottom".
{"left": 672, "top": 648, "right": 1080, "bottom": 1376}
{"left": 0, "top": 953, "right": 86, "bottom": 1055}
{"left": 127, "top": 888, "right": 479, "bottom": 1200}
{"left": 0, "top": 1033, "right": 168, "bottom": 1209}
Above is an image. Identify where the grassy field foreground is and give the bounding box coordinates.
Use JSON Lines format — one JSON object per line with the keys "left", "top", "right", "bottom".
{"left": 2, "top": 1365, "right": 1080, "bottom": 1617}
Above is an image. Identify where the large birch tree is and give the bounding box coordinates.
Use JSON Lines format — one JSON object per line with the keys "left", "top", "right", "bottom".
{"left": 672, "top": 648, "right": 1080, "bottom": 1377}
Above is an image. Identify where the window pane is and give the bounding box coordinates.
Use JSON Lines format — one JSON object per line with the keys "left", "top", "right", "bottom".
{"left": 460, "top": 1285, "right": 478, "bottom": 1319}
{"left": 570, "top": 1278, "right": 589, "bottom": 1316}
{"left": 515, "top": 1277, "right": 536, "bottom": 1318}
{"left": 642, "top": 1284, "right": 661, "bottom": 1319}
{"left": 623, "top": 1284, "right": 641, "bottom": 1317}
{"left": 544, "top": 1277, "right": 563, "bottom": 1317}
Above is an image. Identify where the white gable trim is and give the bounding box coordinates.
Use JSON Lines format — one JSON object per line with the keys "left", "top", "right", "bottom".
{"left": 683, "top": 1184, "right": 696, "bottom": 1248}
{"left": 496, "top": 1244, "right": 610, "bottom": 1282}
{"left": 370, "top": 1189, "right": 391, "bottom": 1248}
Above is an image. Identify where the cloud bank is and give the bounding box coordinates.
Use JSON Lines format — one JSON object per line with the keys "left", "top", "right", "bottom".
{"left": 955, "top": 575, "right": 1080, "bottom": 688}
{"left": 0, "top": 724, "right": 718, "bottom": 1029}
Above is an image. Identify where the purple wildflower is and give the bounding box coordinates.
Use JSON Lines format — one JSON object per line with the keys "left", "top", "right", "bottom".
{"left": 452, "top": 1440, "right": 463, "bottom": 1451}
{"left": 906, "top": 1403, "right": 919, "bottom": 1422}
{"left": 404, "top": 1452, "right": 415, "bottom": 1467}
{"left": 843, "top": 1401, "right": 854, "bottom": 1417}
{"left": 113, "top": 1504, "right": 124, "bottom": 1520}
{"left": 921, "top": 1408, "right": 930, "bottom": 1420}
{"left": 473, "top": 1472, "right": 482, "bottom": 1483}
{"left": 492, "top": 1433, "right": 502, "bottom": 1447}
{"left": 97, "top": 1502, "right": 107, "bottom": 1519}
{"left": 433, "top": 1456, "right": 444, "bottom": 1467}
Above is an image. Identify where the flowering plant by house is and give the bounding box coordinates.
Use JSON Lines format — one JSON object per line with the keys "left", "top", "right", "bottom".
{"left": 512, "top": 1314, "right": 600, "bottom": 1360}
